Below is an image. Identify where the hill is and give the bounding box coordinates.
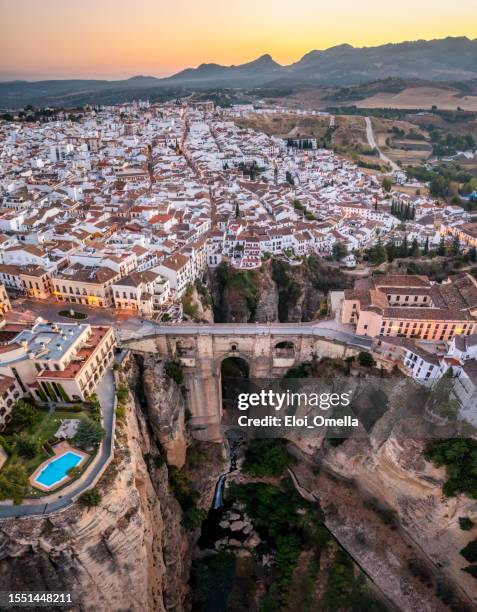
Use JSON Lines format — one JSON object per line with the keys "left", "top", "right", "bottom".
{"left": 1, "top": 37, "right": 477, "bottom": 108}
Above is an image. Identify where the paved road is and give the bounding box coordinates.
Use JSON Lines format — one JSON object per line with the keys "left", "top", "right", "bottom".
{"left": 0, "top": 369, "right": 116, "bottom": 519}
{"left": 364, "top": 116, "right": 400, "bottom": 173}
{"left": 121, "top": 321, "right": 372, "bottom": 350}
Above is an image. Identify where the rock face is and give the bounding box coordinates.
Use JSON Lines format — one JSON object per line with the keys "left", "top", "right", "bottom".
{"left": 134, "top": 354, "right": 187, "bottom": 468}
{"left": 183, "top": 285, "right": 214, "bottom": 323}
{"left": 208, "top": 257, "right": 351, "bottom": 323}
{"left": 320, "top": 433, "right": 477, "bottom": 607}
{"left": 253, "top": 265, "right": 279, "bottom": 322}
{"left": 0, "top": 378, "right": 189, "bottom": 611}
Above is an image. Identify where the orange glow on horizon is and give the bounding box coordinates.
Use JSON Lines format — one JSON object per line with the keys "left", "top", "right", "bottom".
{"left": 0, "top": 0, "right": 476, "bottom": 80}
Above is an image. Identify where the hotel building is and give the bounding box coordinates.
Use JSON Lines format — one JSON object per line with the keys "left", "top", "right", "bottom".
{"left": 342, "top": 273, "right": 477, "bottom": 341}
{"left": 0, "top": 322, "right": 116, "bottom": 427}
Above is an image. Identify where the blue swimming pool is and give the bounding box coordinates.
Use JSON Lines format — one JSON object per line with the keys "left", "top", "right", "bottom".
{"left": 35, "top": 451, "right": 84, "bottom": 488}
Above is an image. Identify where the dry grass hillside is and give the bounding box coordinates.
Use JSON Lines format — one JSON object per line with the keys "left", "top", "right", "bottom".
{"left": 235, "top": 112, "right": 331, "bottom": 139}
{"left": 356, "top": 87, "right": 477, "bottom": 111}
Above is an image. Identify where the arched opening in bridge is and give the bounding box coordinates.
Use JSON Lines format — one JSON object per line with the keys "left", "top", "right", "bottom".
{"left": 221, "top": 356, "right": 249, "bottom": 411}
{"left": 274, "top": 341, "right": 294, "bottom": 350}
{"left": 274, "top": 340, "right": 295, "bottom": 360}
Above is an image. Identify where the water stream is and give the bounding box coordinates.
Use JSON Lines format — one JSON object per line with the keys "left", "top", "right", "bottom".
{"left": 198, "top": 429, "right": 241, "bottom": 549}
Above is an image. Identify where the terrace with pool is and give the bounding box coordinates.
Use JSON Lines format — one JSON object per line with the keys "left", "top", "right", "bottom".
{"left": 29, "top": 441, "right": 89, "bottom": 492}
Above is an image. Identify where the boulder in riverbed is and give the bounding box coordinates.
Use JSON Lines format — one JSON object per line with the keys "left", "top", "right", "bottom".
{"left": 230, "top": 520, "right": 245, "bottom": 532}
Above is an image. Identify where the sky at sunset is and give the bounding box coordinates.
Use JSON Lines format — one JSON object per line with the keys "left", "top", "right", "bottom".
{"left": 1, "top": 0, "right": 476, "bottom": 81}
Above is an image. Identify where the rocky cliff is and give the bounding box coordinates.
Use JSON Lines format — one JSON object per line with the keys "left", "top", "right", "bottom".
{"left": 0, "top": 370, "right": 190, "bottom": 612}
{"left": 132, "top": 354, "right": 187, "bottom": 468}
{"left": 209, "top": 256, "right": 351, "bottom": 323}
{"left": 320, "top": 433, "right": 477, "bottom": 608}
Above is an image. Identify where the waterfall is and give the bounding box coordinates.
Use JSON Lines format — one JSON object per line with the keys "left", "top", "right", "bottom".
{"left": 212, "top": 474, "right": 227, "bottom": 509}
{"left": 211, "top": 430, "right": 240, "bottom": 510}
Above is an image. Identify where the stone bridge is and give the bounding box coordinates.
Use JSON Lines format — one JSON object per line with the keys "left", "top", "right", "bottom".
{"left": 122, "top": 322, "right": 371, "bottom": 440}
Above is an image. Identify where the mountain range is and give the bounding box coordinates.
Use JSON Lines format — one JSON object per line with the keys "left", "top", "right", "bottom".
{"left": 1, "top": 36, "right": 477, "bottom": 108}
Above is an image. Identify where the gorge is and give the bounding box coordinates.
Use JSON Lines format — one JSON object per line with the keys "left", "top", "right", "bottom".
{"left": 0, "top": 348, "right": 476, "bottom": 610}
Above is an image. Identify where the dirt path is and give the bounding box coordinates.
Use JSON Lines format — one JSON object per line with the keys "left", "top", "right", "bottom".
{"left": 365, "top": 116, "right": 400, "bottom": 173}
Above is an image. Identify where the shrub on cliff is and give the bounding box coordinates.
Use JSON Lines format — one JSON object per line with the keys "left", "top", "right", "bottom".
{"left": 227, "top": 480, "right": 329, "bottom": 600}
{"left": 463, "top": 565, "right": 477, "bottom": 579}
{"left": 164, "top": 360, "right": 183, "bottom": 385}
{"left": 116, "top": 384, "right": 128, "bottom": 403}
{"left": 271, "top": 259, "right": 301, "bottom": 321}
{"left": 182, "top": 284, "right": 199, "bottom": 319}
{"left": 358, "top": 351, "right": 376, "bottom": 367}
{"left": 79, "top": 489, "right": 102, "bottom": 507}
{"left": 461, "top": 538, "right": 477, "bottom": 563}
{"left": 459, "top": 517, "right": 474, "bottom": 531}
{"left": 183, "top": 506, "right": 207, "bottom": 531}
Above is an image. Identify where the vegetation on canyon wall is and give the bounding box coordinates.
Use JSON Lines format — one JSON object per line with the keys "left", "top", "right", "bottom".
{"left": 191, "top": 433, "right": 385, "bottom": 611}
{"left": 241, "top": 439, "right": 295, "bottom": 477}
{"left": 211, "top": 256, "right": 351, "bottom": 323}
{"left": 424, "top": 438, "right": 477, "bottom": 499}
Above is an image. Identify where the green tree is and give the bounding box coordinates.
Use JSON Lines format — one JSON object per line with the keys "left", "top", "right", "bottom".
{"left": 425, "top": 438, "right": 477, "bottom": 499}
{"left": 332, "top": 242, "right": 347, "bottom": 261}
{"left": 382, "top": 177, "right": 392, "bottom": 192}
{"left": 9, "top": 400, "right": 37, "bottom": 429}
{"left": 399, "top": 234, "right": 409, "bottom": 258}
{"left": 461, "top": 177, "right": 477, "bottom": 195}
{"left": 242, "top": 439, "right": 293, "bottom": 477}
{"left": 0, "top": 464, "right": 28, "bottom": 504}
{"left": 385, "top": 240, "right": 398, "bottom": 262}
{"left": 74, "top": 417, "right": 104, "bottom": 450}
{"left": 430, "top": 175, "right": 448, "bottom": 197}
{"left": 358, "top": 352, "right": 376, "bottom": 368}
{"left": 450, "top": 235, "right": 461, "bottom": 256}
{"left": 367, "top": 239, "right": 387, "bottom": 265}
{"left": 15, "top": 435, "right": 39, "bottom": 459}
{"left": 410, "top": 238, "right": 420, "bottom": 257}
{"left": 437, "top": 235, "right": 447, "bottom": 256}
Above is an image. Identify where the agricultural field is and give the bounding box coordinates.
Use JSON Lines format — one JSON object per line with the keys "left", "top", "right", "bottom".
{"left": 355, "top": 86, "right": 477, "bottom": 112}
{"left": 371, "top": 117, "right": 431, "bottom": 167}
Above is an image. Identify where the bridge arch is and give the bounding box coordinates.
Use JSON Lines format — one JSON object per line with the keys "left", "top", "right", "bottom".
{"left": 274, "top": 340, "right": 294, "bottom": 349}
{"left": 220, "top": 355, "right": 250, "bottom": 412}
